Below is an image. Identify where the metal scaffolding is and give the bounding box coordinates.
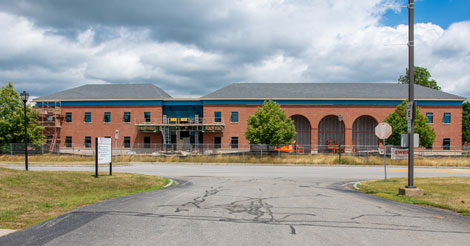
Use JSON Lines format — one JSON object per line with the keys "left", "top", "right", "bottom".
{"left": 36, "top": 101, "right": 62, "bottom": 152}
{"left": 135, "top": 114, "right": 224, "bottom": 151}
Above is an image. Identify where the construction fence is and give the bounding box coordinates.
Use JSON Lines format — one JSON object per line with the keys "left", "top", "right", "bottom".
{"left": 1, "top": 143, "right": 469, "bottom": 158}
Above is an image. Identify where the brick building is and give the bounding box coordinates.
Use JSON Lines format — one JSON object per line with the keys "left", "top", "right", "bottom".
{"left": 34, "top": 83, "right": 466, "bottom": 153}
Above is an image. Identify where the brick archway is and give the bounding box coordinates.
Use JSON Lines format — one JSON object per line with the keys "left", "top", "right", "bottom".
{"left": 318, "top": 115, "right": 345, "bottom": 153}
{"left": 352, "top": 115, "right": 378, "bottom": 151}
{"left": 291, "top": 115, "right": 311, "bottom": 151}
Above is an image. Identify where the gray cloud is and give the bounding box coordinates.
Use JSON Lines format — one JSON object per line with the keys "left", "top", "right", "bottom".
{"left": 0, "top": 0, "right": 469, "bottom": 101}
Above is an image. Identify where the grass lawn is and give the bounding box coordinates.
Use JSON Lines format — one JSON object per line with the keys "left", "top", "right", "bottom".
{"left": 0, "top": 167, "right": 169, "bottom": 229}
{"left": 358, "top": 177, "right": 470, "bottom": 216}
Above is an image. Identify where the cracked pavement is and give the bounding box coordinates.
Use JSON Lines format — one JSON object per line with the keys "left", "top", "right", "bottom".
{"left": 1, "top": 164, "right": 470, "bottom": 245}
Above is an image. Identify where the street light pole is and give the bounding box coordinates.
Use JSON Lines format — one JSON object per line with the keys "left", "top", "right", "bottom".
{"left": 407, "top": 0, "right": 415, "bottom": 188}
{"left": 338, "top": 115, "right": 343, "bottom": 164}
{"left": 20, "top": 91, "right": 29, "bottom": 171}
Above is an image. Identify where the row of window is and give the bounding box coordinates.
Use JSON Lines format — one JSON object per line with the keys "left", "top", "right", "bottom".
{"left": 425, "top": 112, "right": 451, "bottom": 124}
{"left": 65, "top": 136, "right": 132, "bottom": 148}
{"left": 65, "top": 111, "right": 238, "bottom": 123}
{"left": 65, "top": 111, "right": 449, "bottom": 125}
{"left": 65, "top": 112, "right": 149, "bottom": 123}
{"left": 213, "top": 136, "right": 239, "bottom": 149}
{"left": 214, "top": 112, "right": 238, "bottom": 123}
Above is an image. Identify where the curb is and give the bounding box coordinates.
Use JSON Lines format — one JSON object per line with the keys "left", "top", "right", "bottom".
{"left": 0, "top": 229, "right": 17, "bottom": 238}
{"left": 164, "top": 178, "right": 174, "bottom": 188}
{"left": 353, "top": 181, "right": 361, "bottom": 190}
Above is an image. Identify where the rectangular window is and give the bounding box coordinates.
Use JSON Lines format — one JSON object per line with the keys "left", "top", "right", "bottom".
{"left": 443, "top": 138, "right": 450, "bottom": 150}
{"left": 231, "top": 137, "right": 238, "bottom": 149}
{"left": 104, "top": 112, "right": 111, "bottom": 123}
{"left": 85, "top": 112, "right": 92, "bottom": 123}
{"left": 124, "top": 136, "right": 131, "bottom": 148}
{"left": 426, "top": 112, "right": 433, "bottom": 124}
{"left": 65, "top": 136, "right": 72, "bottom": 148}
{"left": 85, "top": 136, "right": 92, "bottom": 148}
{"left": 144, "top": 112, "right": 151, "bottom": 122}
{"left": 65, "top": 112, "right": 72, "bottom": 123}
{"left": 124, "top": 112, "right": 131, "bottom": 123}
{"left": 214, "top": 137, "right": 221, "bottom": 149}
{"left": 215, "top": 112, "right": 221, "bottom": 122}
{"left": 231, "top": 112, "right": 239, "bottom": 123}
{"left": 144, "top": 136, "right": 151, "bottom": 148}
{"left": 443, "top": 113, "right": 451, "bottom": 124}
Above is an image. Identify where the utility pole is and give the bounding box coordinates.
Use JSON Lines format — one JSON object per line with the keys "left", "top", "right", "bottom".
{"left": 399, "top": 0, "right": 423, "bottom": 196}
{"left": 407, "top": 0, "right": 415, "bottom": 188}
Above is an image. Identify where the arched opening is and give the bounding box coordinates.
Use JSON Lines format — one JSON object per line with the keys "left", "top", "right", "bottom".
{"left": 318, "top": 115, "right": 345, "bottom": 153}
{"left": 352, "top": 115, "right": 378, "bottom": 151}
{"left": 291, "top": 115, "right": 311, "bottom": 152}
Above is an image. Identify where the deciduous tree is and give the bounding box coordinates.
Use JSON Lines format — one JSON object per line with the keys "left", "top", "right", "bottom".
{"left": 384, "top": 101, "right": 435, "bottom": 147}
{"left": 245, "top": 99, "right": 296, "bottom": 148}
{"left": 398, "top": 66, "right": 441, "bottom": 90}
{"left": 0, "top": 82, "right": 44, "bottom": 145}
{"left": 463, "top": 101, "right": 470, "bottom": 144}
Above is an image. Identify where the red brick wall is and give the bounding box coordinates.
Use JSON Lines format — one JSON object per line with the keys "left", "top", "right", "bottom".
{"left": 59, "top": 105, "right": 163, "bottom": 148}
{"left": 203, "top": 105, "right": 259, "bottom": 148}
{"left": 203, "top": 104, "right": 463, "bottom": 150}
{"left": 52, "top": 102, "right": 462, "bottom": 150}
{"left": 419, "top": 105, "right": 462, "bottom": 148}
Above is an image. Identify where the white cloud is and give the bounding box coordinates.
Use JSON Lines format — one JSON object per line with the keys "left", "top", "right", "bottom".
{"left": 0, "top": 1, "right": 469, "bottom": 100}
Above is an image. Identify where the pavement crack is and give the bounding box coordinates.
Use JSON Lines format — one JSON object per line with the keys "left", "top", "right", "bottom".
{"left": 174, "top": 187, "right": 220, "bottom": 212}
{"left": 289, "top": 225, "right": 296, "bottom": 235}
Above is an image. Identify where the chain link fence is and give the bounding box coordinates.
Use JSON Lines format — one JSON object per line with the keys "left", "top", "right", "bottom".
{"left": 1, "top": 143, "right": 468, "bottom": 158}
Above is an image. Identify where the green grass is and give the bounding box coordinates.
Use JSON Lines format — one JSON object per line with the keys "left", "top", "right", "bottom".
{"left": 0, "top": 167, "right": 169, "bottom": 229}
{"left": 358, "top": 177, "right": 470, "bottom": 216}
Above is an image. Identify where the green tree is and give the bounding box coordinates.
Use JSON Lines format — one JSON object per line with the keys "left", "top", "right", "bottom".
{"left": 0, "top": 82, "right": 44, "bottom": 145}
{"left": 463, "top": 101, "right": 470, "bottom": 144}
{"left": 398, "top": 66, "right": 441, "bottom": 90}
{"left": 384, "top": 100, "right": 436, "bottom": 147}
{"left": 245, "top": 99, "right": 296, "bottom": 148}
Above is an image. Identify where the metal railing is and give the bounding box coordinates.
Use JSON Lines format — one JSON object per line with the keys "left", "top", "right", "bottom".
{"left": 134, "top": 117, "right": 225, "bottom": 125}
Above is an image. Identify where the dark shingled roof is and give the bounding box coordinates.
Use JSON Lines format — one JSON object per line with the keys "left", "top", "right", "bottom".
{"left": 202, "top": 83, "right": 465, "bottom": 100}
{"left": 36, "top": 84, "right": 172, "bottom": 100}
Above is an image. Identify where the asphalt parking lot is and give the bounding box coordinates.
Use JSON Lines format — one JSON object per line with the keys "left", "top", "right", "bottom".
{"left": 2, "top": 164, "right": 470, "bottom": 246}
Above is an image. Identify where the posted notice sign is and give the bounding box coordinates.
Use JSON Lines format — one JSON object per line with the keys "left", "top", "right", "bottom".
{"left": 391, "top": 148, "right": 408, "bottom": 160}
{"left": 97, "top": 137, "right": 112, "bottom": 164}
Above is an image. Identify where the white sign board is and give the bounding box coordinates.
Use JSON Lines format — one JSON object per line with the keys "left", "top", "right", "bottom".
{"left": 391, "top": 148, "right": 408, "bottom": 160}
{"left": 406, "top": 102, "right": 413, "bottom": 120}
{"left": 375, "top": 123, "right": 392, "bottom": 139}
{"left": 401, "top": 133, "right": 419, "bottom": 148}
{"left": 97, "top": 137, "right": 112, "bottom": 164}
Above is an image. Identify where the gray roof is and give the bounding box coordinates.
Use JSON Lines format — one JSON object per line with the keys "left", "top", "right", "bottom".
{"left": 36, "top": 84, "right": 172, "bottom": 100}
{"left": 202, "top": 83, "right": 465, "bottom": 100}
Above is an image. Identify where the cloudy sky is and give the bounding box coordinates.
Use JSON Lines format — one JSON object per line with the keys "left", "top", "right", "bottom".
{"left": 0, "top": 0, "right": 469, "bottom": 99}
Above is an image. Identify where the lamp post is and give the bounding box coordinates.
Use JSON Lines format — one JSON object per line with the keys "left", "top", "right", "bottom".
{"left": 406, "top": 0, "right": 416, "bottom": 189}
{"left": 338, "top": 115, "right": 343, "bottom": 164}
{"left": 20, "top": 91, "right": 29, "bottom": 171}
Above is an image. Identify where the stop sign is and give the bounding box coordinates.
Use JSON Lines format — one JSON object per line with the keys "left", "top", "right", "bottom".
{"left": 375, "top": 123, "right": 392, "bottom": 139}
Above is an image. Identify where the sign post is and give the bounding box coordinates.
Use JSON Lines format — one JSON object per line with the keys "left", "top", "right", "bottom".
{"left": 95, "top": 137, "right": 112, "bottom": 178}
{"left": 375, "top": 123, "right": 392, "bottom": 181}
{"left": 115, "top": 129, "right": 119, "bottom": 149}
